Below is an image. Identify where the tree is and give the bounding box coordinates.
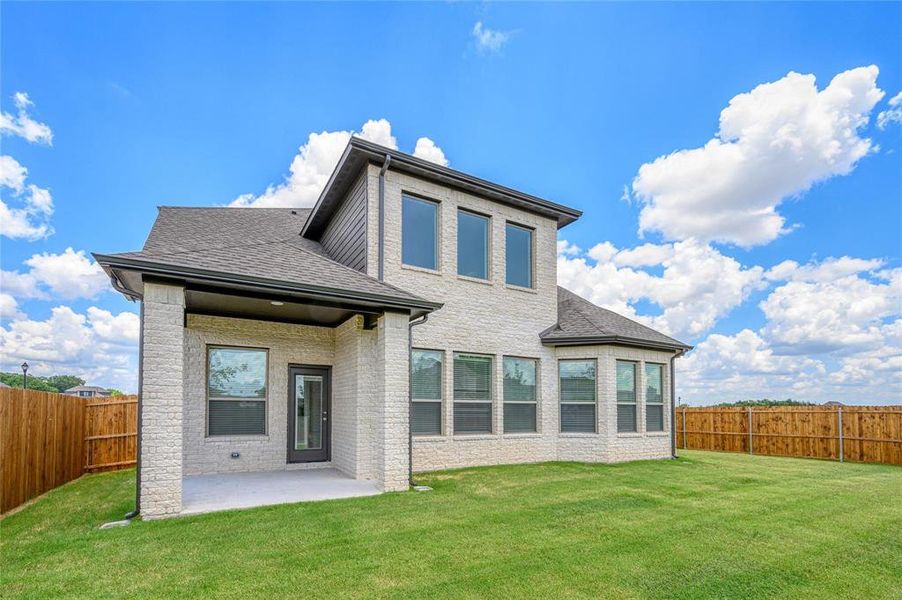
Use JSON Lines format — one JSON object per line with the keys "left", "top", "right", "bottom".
{"left": 0, "top": 372, "right": 59, "bottom": 392}
{"left": 106, "top": 388, "right": 124, "bottom": 396}
{"left": 46, "top": 375, "right": 86, "bottom": 393}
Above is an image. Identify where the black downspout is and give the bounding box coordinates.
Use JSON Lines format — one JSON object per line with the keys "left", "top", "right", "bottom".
{"left": 378, "top": 154, "right": 392, "bottom": 282}
{"left": 408, "top": 314, "right": 428, "bottom": 486}
{"left": 125, "top": 300, "right": 144, "bottom": 519}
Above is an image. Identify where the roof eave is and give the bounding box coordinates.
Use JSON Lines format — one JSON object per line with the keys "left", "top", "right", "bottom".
{"left": 540, "top": 334, "right": 693, "bottom": 353}
{"left": 93, "top": 253, "right": 443, "bottom": 315}
{"left": 302, "top": 137, "right": 582, "bottom": 238}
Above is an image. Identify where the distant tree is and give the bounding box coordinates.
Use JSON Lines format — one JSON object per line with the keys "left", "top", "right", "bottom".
{"left": 0, "top": 372, "right": 59, "bottom": 392}
{"left": 714, "top": 398, "right": 814, "bottom": 408}
{"left": 106, "top": 388, "right": 124, "bottom": 396}
{"left": 46, "top": 375, "right": 86, "bottom": 393}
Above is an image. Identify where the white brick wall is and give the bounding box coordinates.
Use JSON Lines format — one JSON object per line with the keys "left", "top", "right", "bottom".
{"left": 375, "top": 311, "right": 411, "bottom": 491}
{"left": 140, "top": 282, "right": 186, "bottom": 519}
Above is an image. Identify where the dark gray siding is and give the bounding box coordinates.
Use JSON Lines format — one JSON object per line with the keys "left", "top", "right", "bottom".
{"left": 320, "top": 172, "right": 367, "bottom": 272}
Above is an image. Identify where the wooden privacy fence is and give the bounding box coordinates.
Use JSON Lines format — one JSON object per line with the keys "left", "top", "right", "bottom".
{"left": 676, "top": 405, "right": 902, "bottom": 465}
{"left": 0, "top": 388, "right": 137, "bottom": 513}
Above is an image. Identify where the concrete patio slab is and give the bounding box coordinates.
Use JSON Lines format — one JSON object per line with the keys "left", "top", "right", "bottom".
{"left": 181, "top": 468, "right": 382, "bottom": 515}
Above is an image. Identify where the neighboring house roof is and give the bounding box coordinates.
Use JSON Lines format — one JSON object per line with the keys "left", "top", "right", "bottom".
{"left": 0, "top": 381, "right": 10, "bottom": 388}
{"left": 65, "top": 385, "right": 109, "bottom": 393}
{"left": 302, "top": 137, "right": 583, "bottom": 239}
{"left": 542, "top": 287, "right": 692, "bottom": 352}
{"left": 94, "top": 207, "right": 442, "bottom": 315}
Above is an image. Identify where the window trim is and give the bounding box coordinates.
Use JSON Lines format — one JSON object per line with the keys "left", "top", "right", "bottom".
{"left": 206, "top": 344, "right": 269, "bottom": 438}
{"left": 616, "top": 360, "right": 638, "bottom": 433}
{"left": 457, "top": 208, "right": 491, "bottom": 281}
{"left": 505, "top": 221, "right": 535, "bottom": 289}
{"left": 452, "top": 352, "right": 494, "bottom": 435}
{"left": 401, "top": 193, "right": 441, "bottom": 272}
{"left": 502, "top": 355, "right": 539, "bottom": 433}
{"left": 644, "top": 362, "right": 666, "bottom": 432}
{"left": 558, "top": 358, "right": 598, "bottom": 434}
{"left": 411, "top": 348, "right": 444, "bottom": 436}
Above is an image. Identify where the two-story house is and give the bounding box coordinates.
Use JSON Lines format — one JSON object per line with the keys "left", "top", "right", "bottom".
{"left": 95, "top": 138, "right": 690, "bottom": 519}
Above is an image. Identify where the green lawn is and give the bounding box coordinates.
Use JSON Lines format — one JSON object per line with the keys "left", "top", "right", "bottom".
{"left": 2, "top": 451, "right": 900, "bottom": 599}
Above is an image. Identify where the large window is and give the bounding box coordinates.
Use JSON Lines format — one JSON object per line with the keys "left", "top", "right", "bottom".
{"left": 505, "top": 223, "right": 533, "bottom": 288}
{"left": 457, "top": 210, "right": 489, "bottom": 279}
{"left": 645, "top": 363, "right": 664, "bottom": 432}
{"left": 616, "top": 361, "right": 637, "bottom": 433}
{"left": 559, "top": 360, "right": 596, "bottom": 433}
{"left": 453, "top": 353, "right": 493, "bottom": 434}
{"left": 207, "top": 346, "right": 267, "bottom": 436}
{"left": 503, "top": 357, "right": 537, "bottom": 433}
{"left": 402, "top": 195, "right": 439, "bottom": 270}
{"left": 411, "top": 350, "right": 443, "bottom": 435}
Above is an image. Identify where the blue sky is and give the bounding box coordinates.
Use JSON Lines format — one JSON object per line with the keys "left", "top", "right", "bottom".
{"left": 1, "top": 2, "right": 900, "bottom": 403}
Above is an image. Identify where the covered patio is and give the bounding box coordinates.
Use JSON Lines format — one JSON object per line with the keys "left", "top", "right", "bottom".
{"left": 181, "top": 468, "right": 381, "bottom": 515}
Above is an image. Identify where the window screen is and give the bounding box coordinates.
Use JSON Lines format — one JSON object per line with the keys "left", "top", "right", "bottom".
{"left": 645, "top": 363, "right": 664, "bottom": 432}
{"left": 207, "top": 347, "right": 267, "bottom": 436}
{"left": 402, "top": 195, "right": 438, "bottom": 270}
{"left": 411, "top": 350, "right": 443, "bottom": 435}
{"left": 458, "top": 210, "right": 489, "bottom": 279}
{"left": 505, "top": 223, "right": 533, "bottom": 288}
{"left": 503, "top": 357, "right": 537, "bottom": 433}
{"left": 616, "top": 361, "right": 637, "bottom": 433}
{"left": 559, "top": 360, "right": 596, "bottom": 433}
{"left": 453, "top": 353, "right": 493, "bottom": 434}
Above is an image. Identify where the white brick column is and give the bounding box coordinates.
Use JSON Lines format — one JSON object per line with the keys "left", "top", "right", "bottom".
{"left": 375, "top": 311, "right": 410, "bottom": 492}
{"left": 140, "top": 282, "right": 186, "bottom": 518}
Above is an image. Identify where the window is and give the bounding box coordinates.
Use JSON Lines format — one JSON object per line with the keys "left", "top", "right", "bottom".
{"left": 616, "top": 361, "right": 637, "bottom": 433}
{"left": 505, "top": 223, "right": 533, "bottom": 288}
{"left": 453, "top": 353, "right": 493, "bottom": 434}
{"left": 207, "top": 346, "right": 267, "bottom": 436}
{"left": 411, "top": 350, "right": 443, "bottom": 435}
{"left": 402, "top": 195, "right": 438, "bottom": 270}
{"left": 645, "top": 363, "right": 664, "bottom": 432}
{"left": 559, "top": 360, "right": 596, "bottom": 432}
{"left": 457, "top": 210, "right": 489, "bottom": 279}
{"left": 503, "top": 357, "right": 537, "bottom": 433}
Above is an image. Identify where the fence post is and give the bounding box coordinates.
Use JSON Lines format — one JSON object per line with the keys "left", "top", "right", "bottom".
{"left": 838, "top": 406, "right": 844, "bottom": 463}
{"left": 748, "top": 407, "right": 753, "bottom": 455}
{"left": 682, "top": 408, "right": 688, "bottom": 449}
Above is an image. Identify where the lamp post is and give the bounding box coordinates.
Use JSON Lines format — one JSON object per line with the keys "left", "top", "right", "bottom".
{"left": 21, "top": 361, "right": 29, "bottom": 390}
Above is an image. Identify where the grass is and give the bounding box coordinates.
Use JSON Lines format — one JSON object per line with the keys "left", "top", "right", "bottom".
{"left": 2, "top": 451, "right": 900, "bottom": 599}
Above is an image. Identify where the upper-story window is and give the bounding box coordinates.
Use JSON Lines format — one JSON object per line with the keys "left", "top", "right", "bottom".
{"left": 402, "top": 195, "right": 439, "bottom": 270}
{"left": 505, "top": 223, "right": 533, "bottom": 288}
{"left": 457, "top": 209, "right": 489, "bottom": 280}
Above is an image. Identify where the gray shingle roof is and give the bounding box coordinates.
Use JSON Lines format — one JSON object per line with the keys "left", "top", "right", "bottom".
{"left": 65, "top": 385, "right": 109, "bottom": 393}
{"left": 102, "top": 207, "right": 435, "bottom": 307}
{"left": 543, "top": 287, "right": 691, "bottom": 351}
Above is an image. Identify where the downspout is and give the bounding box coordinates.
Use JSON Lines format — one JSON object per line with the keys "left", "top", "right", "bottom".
{"left": 378, "top": 154, "right": 392, "bottom": 282}
{"left": 670, "top": 348, "right": 687, "bottom": 459}
{"left": 408, "top": 314, "right": 428, "bottom": 486}
{"left": 125, "top": 300, "right": 144, "bottom": 519}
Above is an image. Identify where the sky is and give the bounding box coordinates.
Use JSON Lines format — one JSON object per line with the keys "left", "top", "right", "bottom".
{"left": 1, "top": 2, "right": 900, "bottom": 404}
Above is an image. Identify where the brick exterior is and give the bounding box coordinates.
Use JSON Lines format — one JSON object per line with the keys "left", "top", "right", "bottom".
{"left": 140, "top": 282, "right": 186, "bottom": 519}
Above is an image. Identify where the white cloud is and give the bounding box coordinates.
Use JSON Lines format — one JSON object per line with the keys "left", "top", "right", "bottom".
{"left": 413, "top": 137, "right": 449, "bottom": 166}
{"left": 231, "top": 119, "right": 446, "bottom": 208}
{"left": 557, "top": 238, "right": 765, "bottom": 340}
{"left": 633, "top": 66, "right": 885, "bottom": 247}
{"left": 0, "top": 154, "right": 54, "bottom": 240}
{"left": 877, "top": 91, "right": 902, "bottom": 129}
{"left": 472, "top": 21, "right": 512, "bottom": 53}
{"left": 0, "top": 293, "right": 24, "bottom": 321}
{"left": 0, "top": 92, "right": 53, "bottom": 145}
{"left": 0, "top": 305, "right": 139, "bottom": 392}
{"left": 678, "top": 257, "right": 901, "bottom": 404}
{"left": 2, "top": 247, "right": 109, "bottom": 301}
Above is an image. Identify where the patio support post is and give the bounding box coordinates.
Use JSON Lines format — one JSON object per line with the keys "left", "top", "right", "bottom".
{"left": 139, "top": 281, "right": 186, "bottom": 518}
{"left": 375, "top": 311, "right": 410, "bottom": 492}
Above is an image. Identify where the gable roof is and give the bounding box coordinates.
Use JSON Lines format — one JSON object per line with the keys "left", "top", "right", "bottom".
{"left": 301, "top": 137, "right": 583, "bottom": 239}
{"left": 543, "top": 287, "right": 692, "bottom": 352}
{"left": 94, "top": 207, "right": 441, "bottom": 313}
{"left": 65, "top": 385, "right": 109, "bottom": 393}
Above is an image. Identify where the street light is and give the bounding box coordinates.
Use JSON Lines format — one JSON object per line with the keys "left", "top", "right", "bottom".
{"left": 21, "top": 361, "right": 29, "bottom": 390}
